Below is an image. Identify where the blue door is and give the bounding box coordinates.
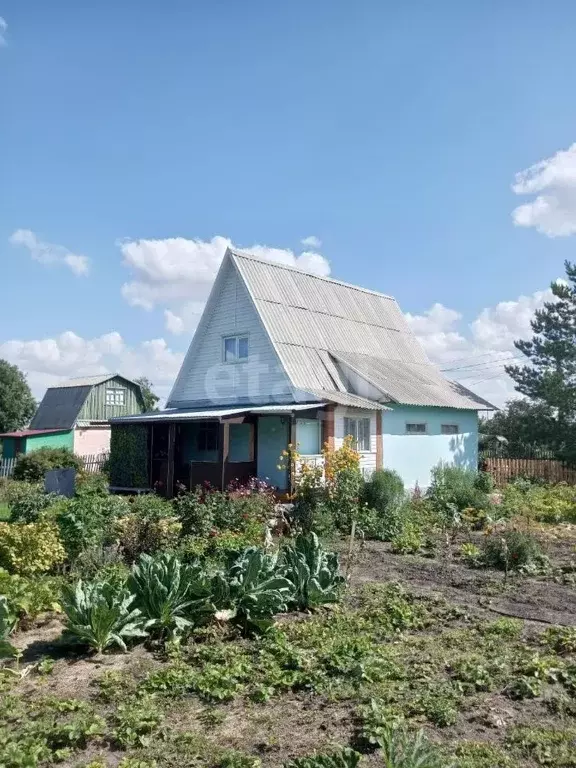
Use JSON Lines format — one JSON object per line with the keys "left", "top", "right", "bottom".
{"left": 257, "top": 416, "right": 289, "bottom": 490}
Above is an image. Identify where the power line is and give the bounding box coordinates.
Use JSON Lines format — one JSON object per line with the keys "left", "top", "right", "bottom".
{"left": 441, "top": 354, "right": 524, "bottom": 373}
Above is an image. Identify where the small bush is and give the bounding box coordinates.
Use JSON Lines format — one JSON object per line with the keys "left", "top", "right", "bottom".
{"left": 0, "top": 520, "right": 66, "bottom": 575}
{"left": 362, "top": 468, "right": 405, "bottom": 509}
{"left": 53, "top": 493, "right": 131, "bottom": 562}
{"left": 13, "top": 447, "right": 84, "bottom": 482}
{"left": 0, "top": 568, "right": 62, "bottom": 619}
{"left": 4, "top": 482, "right": 58, "bottom": 523}
{"left": 428, "top": 464, "right": 492, "bottom": 519}
{"left": 391, "top": 522, "right": 423, "bottom": 554}
{"left": 173, "top": 487, "right": 216, "bottom": 537}
{"left": 115, "top": 494, "right": 181, "bottom": 561}
{"left": 482, "top": 529, "right": 542, "bottom": 571}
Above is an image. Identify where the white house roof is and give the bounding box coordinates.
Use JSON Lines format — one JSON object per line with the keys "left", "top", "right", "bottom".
{"left": 231, "top": 249, "right": 495, "bottom": 410}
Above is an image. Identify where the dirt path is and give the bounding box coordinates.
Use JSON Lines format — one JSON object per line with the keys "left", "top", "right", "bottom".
{"left": 349, "top": 541, "right": 576, "bottom": 627}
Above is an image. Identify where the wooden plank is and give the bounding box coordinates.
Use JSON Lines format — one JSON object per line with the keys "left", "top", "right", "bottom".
{"left": 375, "top": 411, "right": 383, "bottom": 470}
{"left": 166, "top": 424, "right": 176, "bottom": 498}
{"left": 322, "top": 404, "right": 335, "bottom": 451}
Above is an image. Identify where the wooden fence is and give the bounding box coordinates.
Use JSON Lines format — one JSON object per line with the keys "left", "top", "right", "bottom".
{"left": 0, "top": 458, "right": 16, "bottom": 478}
{"left": 0, "top": 453, "right": 108, "bottom": 479}
{"left": 481, "top": 457, "right": 576, "bottom": 486}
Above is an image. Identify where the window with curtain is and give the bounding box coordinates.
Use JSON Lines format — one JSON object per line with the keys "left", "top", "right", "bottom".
{"left": 343, "top": 417, "right": 371, "bottom": 451}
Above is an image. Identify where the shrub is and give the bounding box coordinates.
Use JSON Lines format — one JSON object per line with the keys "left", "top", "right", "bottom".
{"left": 115, "top": 494, "right": 181, "bottom": 561}
{"left": 13, "top": 447, "right": 84, "bottom": 482}
{"left": 53, "top": 493, "right": 130, "bottom": 561}
{"left": 390, "top": 522, "right": 423, "bottom": 554}
{"left": 362, "top": 469, "right": 405, "bottom": 515}
{"left": 0, "top": 520, "right": 66, "bottom": 575}
{"left": 173, "top": 487, "right": 215, "bottom": 537}
{"left": 5, "top": 482, "right": 58, "bottom": 523}
{"left": 482, "top": 529, "right": 543, "bottom": 571}
{"left": 427, "top": 464, "right": 492, "bottom": 520}
{"left": 61, "top": 580, "right": 150, "bottom": 653}
{"left": 75, "top": 472, "right": 110, "bottom": 497}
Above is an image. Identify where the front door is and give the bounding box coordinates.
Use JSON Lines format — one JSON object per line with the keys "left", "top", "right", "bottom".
{"left": 257, "top": 416, "right": 289, "bottom": 491}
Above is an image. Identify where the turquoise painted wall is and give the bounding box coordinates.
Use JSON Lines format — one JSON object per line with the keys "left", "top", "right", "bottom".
{"left": 26, "top": 431, "right": 74, "bottom": 453}
{"left": 382, "top": 405, "right": 478, "bottom": 489}
{"left": 229, "top": 423, "right": 252, "bottom": 462}
{"left": 257, "top": 416, "right": 289, "bottom": 490}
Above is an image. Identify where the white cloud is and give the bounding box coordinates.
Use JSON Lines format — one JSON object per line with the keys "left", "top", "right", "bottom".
{"left": 301, "top": 235, "right": 322, "bottom": 248}
{"left": 406, "top": 288, "right": 553, "bottom": 407}
{"left": 0, "top": 17, "right": 7, "bottom": 46}
{"left": 9, "top": 229, "right": 90, "bottom": 276}
{"left": 512, "top": 143, "right": 576, "bottom": 236}
{"left": 0, "top": 331, "right": 183, "bottom": 402}
{"left": 118, "top": 235, "right": 331, "bottom": 334}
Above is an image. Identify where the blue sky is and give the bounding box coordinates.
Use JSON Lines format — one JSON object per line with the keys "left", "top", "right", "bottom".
{"left": 2, "top": 2, "right": 576, "bottom": 404}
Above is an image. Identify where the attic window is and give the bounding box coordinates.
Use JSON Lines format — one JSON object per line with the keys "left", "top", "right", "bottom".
{"left": 106, "top": 388, "right": 125, "bottom": 406}
{"left": 223, "top": 335, "right": 249, "bottom": 362}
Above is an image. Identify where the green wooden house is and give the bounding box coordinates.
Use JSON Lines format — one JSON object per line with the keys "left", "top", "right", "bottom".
{"left": 0, "top": 374, "right": 145, "bottom": 459}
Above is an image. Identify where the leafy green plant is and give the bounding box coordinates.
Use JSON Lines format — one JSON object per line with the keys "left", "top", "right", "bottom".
{"left": 112, "top": 694, "right": 164, "bottom": 748}
{"left": 427, "top": 464, "right": 493, "bottom": 516}
{"left": 285, "top": 748, "right": 362, "bottom": 768}
{"left": 459, "top": 542, "right": 482, "bottom": 567}
{"left": 542, "top": 625, "right": 576, "bottom": 655}
{"left": 0, "top": 595, "right": 18, "bottom": 657}
{"left": 377, "top": 723, "right": 451, "bottom": 768}
{"left": 61, "top": 580, "right": 150, "bottom": 653}
{"left": 280, "top": 532, "right": 344, "bottom": 610}
{"left": 0, "top": 569, "right": 62, "bottom": 620}
{"left": 128, "top": 552, "right": 214, "bottom": 640}
{"left": 13, "top": 447, "right": 84, "bottom": 482}
{"left": 390, "top": 522, "right": 423, "bottom": 554}
{"left": 360, "top": 469, "right": 407, "bottom": 540}
{"left": 222, "top": 547, "right": 294, "bottom": 634}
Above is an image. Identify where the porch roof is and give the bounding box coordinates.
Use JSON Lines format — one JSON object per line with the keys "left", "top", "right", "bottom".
{"left": 110, "top": 402, "right": 326, "bottom": 425}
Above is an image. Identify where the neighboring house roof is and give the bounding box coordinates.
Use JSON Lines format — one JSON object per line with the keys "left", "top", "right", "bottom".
{"left": 54, "top": 374, "right": 139, "bottom": 388}
{"left": 30, "top": 385, "right": 93, "bottom": 430}
{"left": 0, "top": 428, "right": 70, "bottom": 438}
{"left": 30, "top": 373, "right": 141, "bottom": 431}
{"left": 230, "top": 249, "right": 495, "bottom": 410}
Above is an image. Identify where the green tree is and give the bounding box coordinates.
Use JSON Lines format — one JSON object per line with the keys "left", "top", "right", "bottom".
{"left": 135, "top": 376, "right": 160, "bottom": 412}
{"left": 0, "top": 360, "right": 36, "bottom": 433}
{"left": 480, "top": 399, "right": 556, "bottom": 454}
{"left": 506, "top": 261, "right": 576, "bottom": 459}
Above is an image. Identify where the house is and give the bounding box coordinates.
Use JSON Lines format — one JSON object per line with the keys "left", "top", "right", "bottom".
{"left": 110, "top": 249, "right": 494, "bottom": 494}
{"left": 0, "top": 374, "right": 145, "bottom": 459}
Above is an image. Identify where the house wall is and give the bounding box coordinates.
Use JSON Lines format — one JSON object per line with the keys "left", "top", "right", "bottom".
{"left": 1, "top": 438, "right": 17, "bottom": 459}
{"left": 25, "top": 430, "right": 74, "bottom": 453}
{"left": 382, "top": 405, "right": 478, "bottom": 489}
{"left": 78, "top": 377, "right": 144, "bottom": 421}
{"left": 168, "top": 259, "right": 297, "bottom": 408}
{"left": 74, "top": 426, "right": 111, "bottom": 457}
{"left": 334, "top": 406, "right": 378, "bottom": 476}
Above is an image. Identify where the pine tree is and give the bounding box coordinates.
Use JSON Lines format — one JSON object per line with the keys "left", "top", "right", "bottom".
{"left": 506, "top": 260, "right": 576, "bottom": 458}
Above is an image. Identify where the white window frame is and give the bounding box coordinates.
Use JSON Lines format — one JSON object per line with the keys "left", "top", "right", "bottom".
{"left": 222, "top": 334, "right": 249, "bottom": 363}
{"left": 405, "top": 422, "right": 427, "bottom": 435}
{"left": 441, "top": 424, "right": 460, "bottom": 435}
{"left": 343, "top": 416, "right": 371, "bottom": 452}
{"left": 106, "top": 388, "right": 125, "bottom": 406}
